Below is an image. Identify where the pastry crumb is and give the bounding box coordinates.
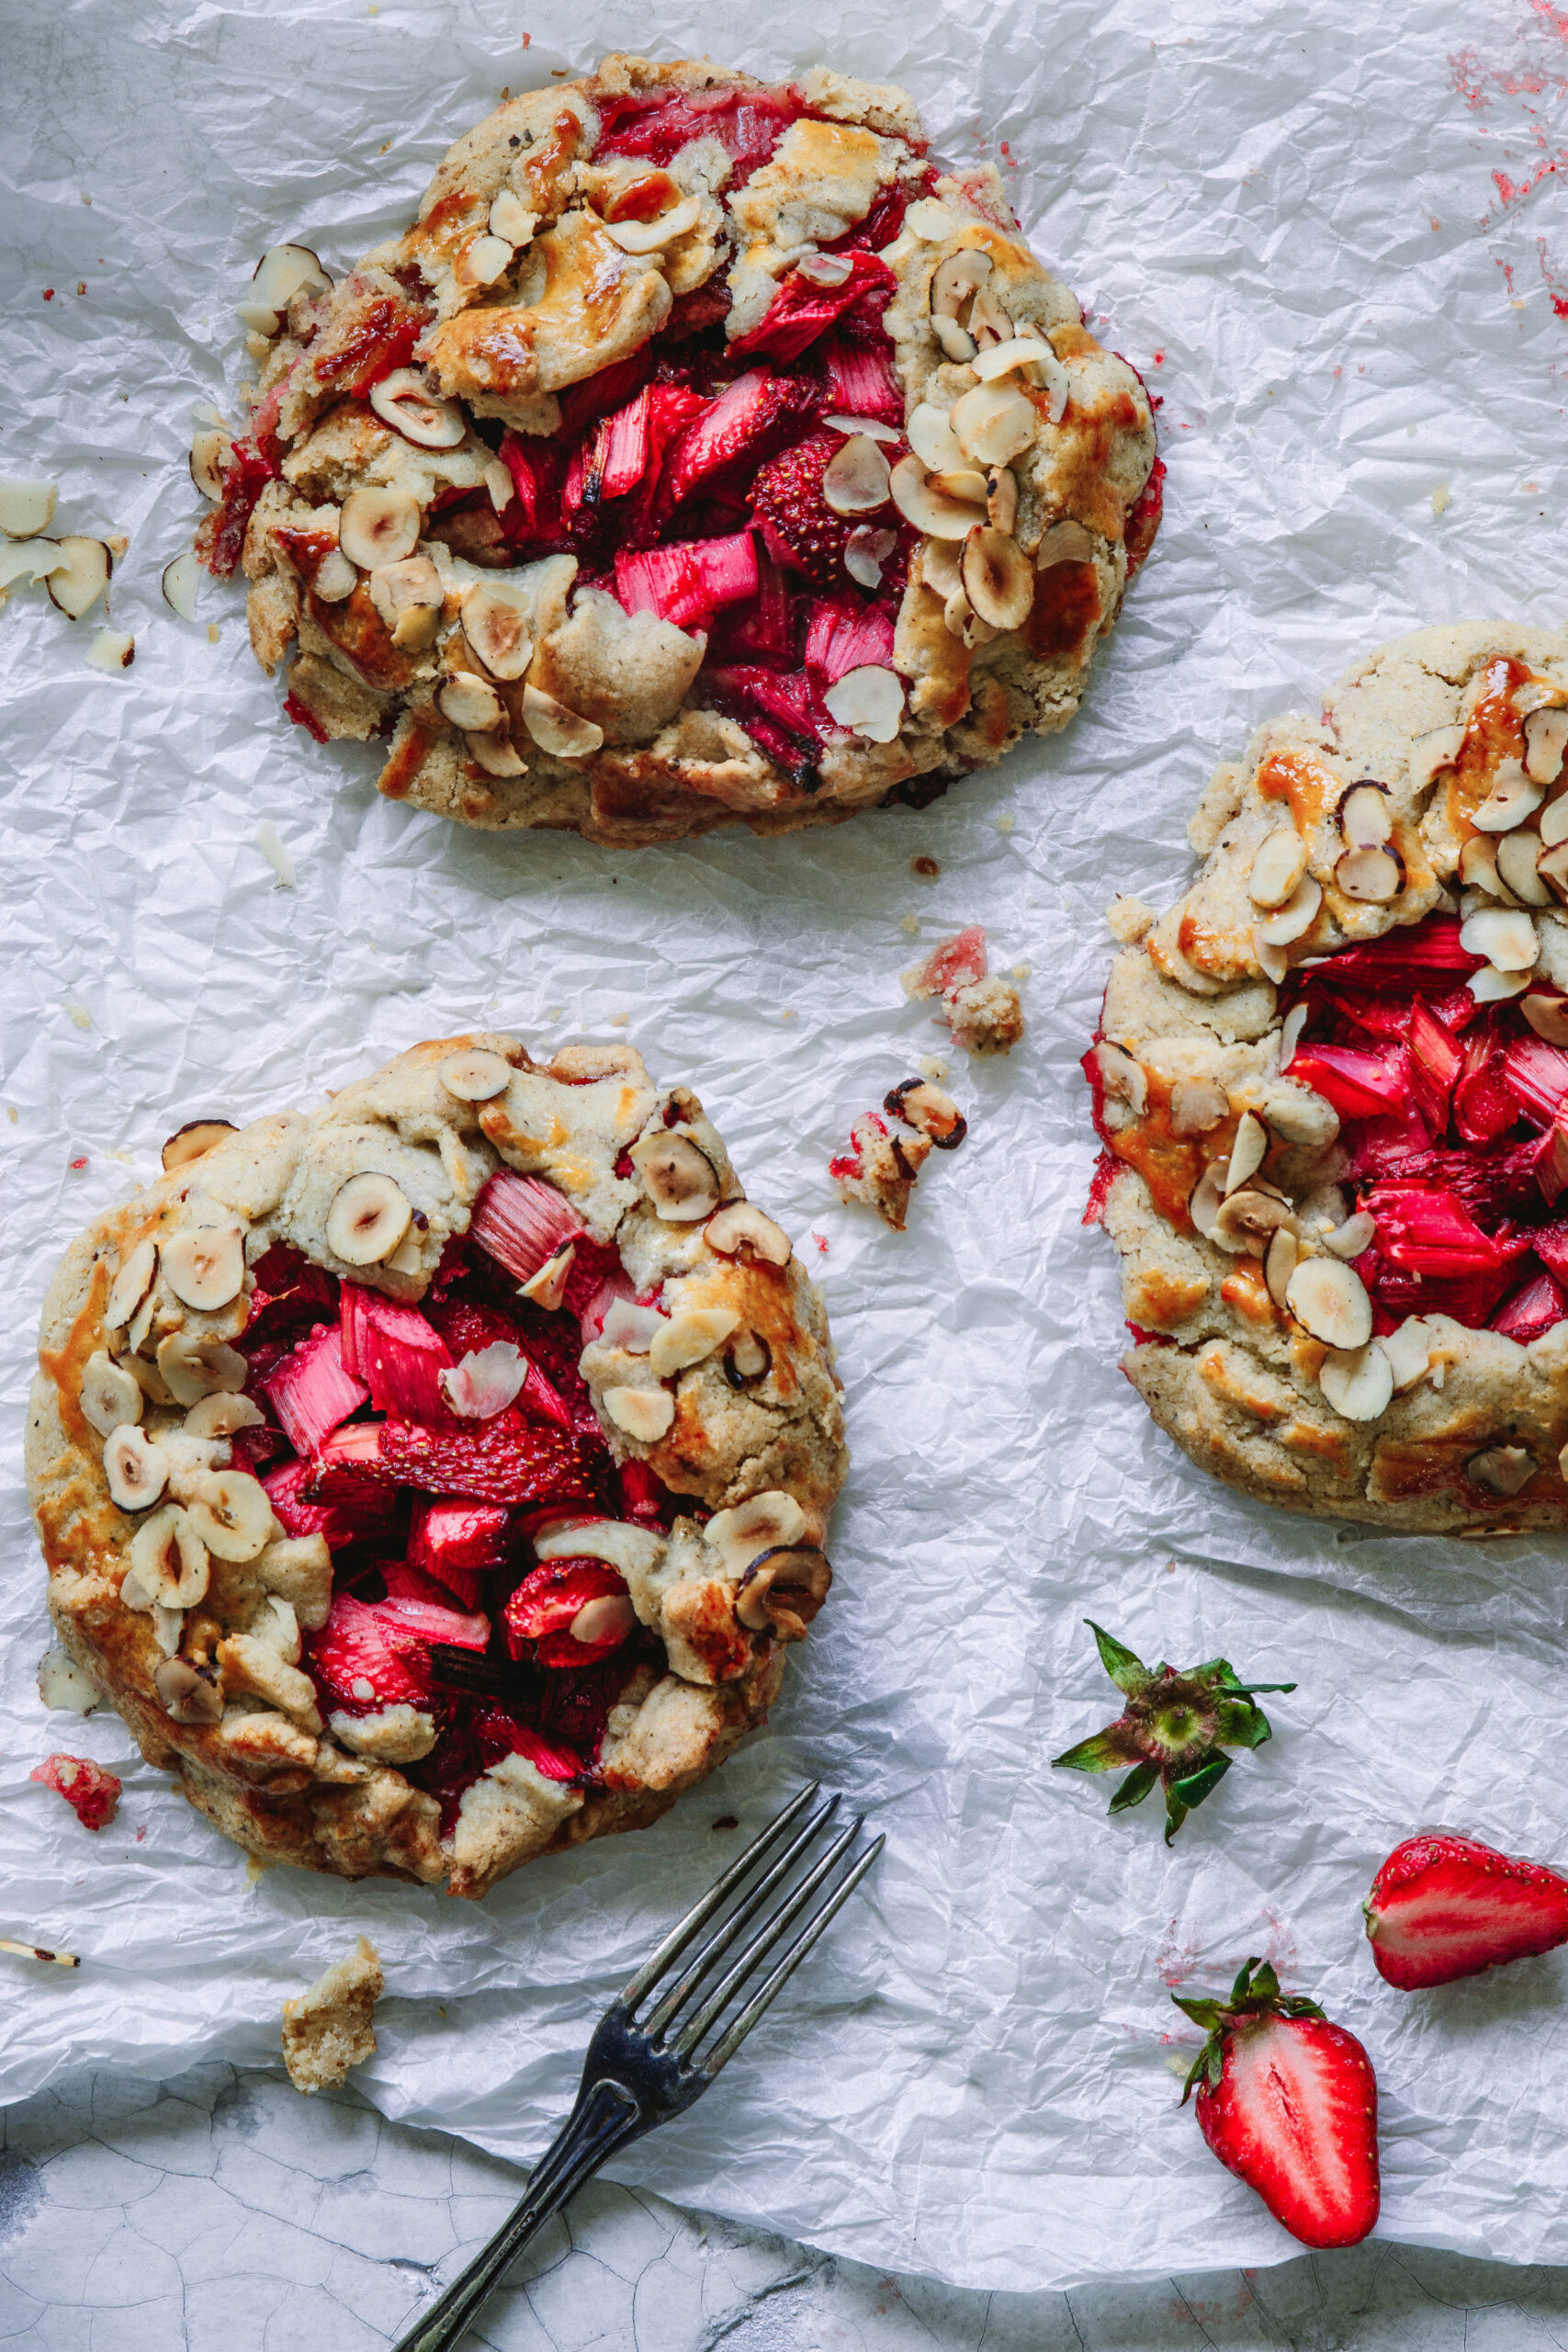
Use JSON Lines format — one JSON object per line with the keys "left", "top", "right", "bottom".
{"left": 281, "top": 1936, "right": 383, "bottom": 2094}
{"left": 1106, "top": 895, "right": 1156, "bottom": 944}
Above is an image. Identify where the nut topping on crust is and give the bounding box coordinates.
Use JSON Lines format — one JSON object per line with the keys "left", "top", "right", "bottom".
{"left": 629, "top": 1131, "right": 720, "bottom": 1221}
{"left": 337, "top": 486, "right": 420, "bottom": 571}
{"left": 161, "top": 1224, "right": 246, "bottom": 1313}
{"left": 81, "top": 1351, "right": 143, "bottom": 1437}
{"left": 326, "top": 1172, "right": 412, "bottom": 1264}
{"left": 104, "top": 1425, "right": 169, "bottom": 1511}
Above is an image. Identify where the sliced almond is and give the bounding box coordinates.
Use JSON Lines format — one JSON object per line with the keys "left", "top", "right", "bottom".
{"left": 822, "top": 413, "right": 903, "bottom": 444}
{"left": 569, "top": 1593, "right": 638, "bottom": 1645}
{"left": 490, "top": 189, "right": 537, "bottom": 245}
{"left": 973, "top": 334, "right": 1054, "bottom": 383}
{"left": 129, "top": 1504, "right": 209, "bottom": 1610}
{"left": 1459, "top": 906, "right": 1537, "bottom": 971}
{"left": 949, "top": 383, "right": 1037, "bottom": 467}
{"left": 1525, "top": 707, "right": 1568, "bottom": 786}
{"left": 1540, "top": 795, "right": 1568, "bottom": 850}
{"left": 368, "top": 368, "right": 466, "bottom": 450}
{"left": 1322, "top": 1209, "right": 1376, "bottom": 1260}
{"left": 705, "top": 1490, "right": 807, "bottom": 1576}
{"left": 0, "top": 539, "right": 66, "bottom": 592}
{"left": 1212, "top": 1187, "right": 1295, "bottom": 1257}
{"left": 1285, "top": 1256, "right": 1372, "bottom": 1350}
{"left": 603, "top": 1385, "right": 675, "bottom": 1442}
{"left": 47, "top": 537, "right": 111, "bottom": 620}
{"left": 599, "top": 1297, "right": 663, "bottom": 1353}
{"left": 1537, "top": 841, "right": 1568, "bottom": 904}
{"left": 461, "top": 232, "right": 515, "bottom": 285}
{"left": 161, "top": 551, "right": 202, "bottom": 621}
{"left": 1382, "top": 1316, "right": 1434, "bottom": 1393}
{"left": 438, "top": 1046, "right": 512, "bottom": 1102}
{"left": 920, "top": 539, "right": 964, "bottom": 601}
{"left": 1247, "top": 828, "right": 1308, "bottom": 909}
{"left": 960, "top": 526, "right": 1033, "bottom": 631}
{"left": 1470, "top": 963, "right": 1531, "bottom": 1001}
{"left": 1035, "top": 519, "right": 1096, "bottom": 570}
{"left": 1459, "top": 835, "right": 1506, "bottom": 896}
{"left": 464, "top": 729, "right": 527, "bottom": 776}
{"left": 931, "top": 248, "right": 993, "bottom": 318}
{"left": 603, "top": 195, "right": 700, "bottom": 252}
{"left": 822, "top": 435, "right": 893, "bottom": 516}
{"left": 1189, "top": 1159, "right": 1227, "bottom": 1239}
{"left": 1337, "top": 781, "right": 1393, "bottom": 847}
{"left": 1468, "top": 1444, "right": 1536, "bottom": 1496}
{"left": 337, "top": 486, "right": 420, "bottom": 571}
{"left": 931, "top": 316, "right": 977, "bottom": 363}
{"left": 523, "top": 684, "right": 604, "bottom": 759}
{"left": 184, "top": 1468, "right": 273, "bottom": 1562}
{"left": 153, "top": 1657, "right": 223, "bottom": 1725}
{"left": 1522, "top": 991, "right": 1568, "bottom": 1046}
{"left": 1335, "top": 843, "right": 1403, "bottom": 903}
{"left": 162, "top": 1119, "right": 236, "bottom": 1172}
{"left": 629, "top": 1131, "right": 720, "bottom": 1221}
{"left": 161, "top": 1224, "right": 245, "bottom": 1313}
{"left": 648, "top": 1307, "right": 742, "bottom": 1379}
{"left": 1254, "top": 874, "right": 1322, "bottom": 946}
{"left": 822, "top": 664, "right": 905, "bottom": 742}
{"left": 0, "top": 478, "right": 59, "bottom": 537}
{"left": 81, "top": 1351, "right": 143, "bottom": 1437}
{"left": 251, "top": 243, "right": 331, "bottom": 315}
{"left": 705, "top": 1202, "right": 791, "bottom": 1264}
{"left": 326, "top": 1172, "right": 412, "bottom": 1265}
{"left": 87, "top": 628, "right": 134, "bottom": 673}
{"left": 1409, "top": 724, "right": 1464, "bottom": 791}
{"left": 907, "top": 198, "right": 962, "bottom": 241}
{"left": 460, "top": 583, "right": 533, "bottom": 680}
{"left": 1497, "top": 830, "right": 1551, "bottom": 906}
{"left": 1094, "top": 1040, "right": 1148, "bottom": 1117}
{"left": 986, "top": 465, "right": 1019, "bottom": 534}
{"left": 1224, "top": 1110, "right": 1269, "bottom": 1195}
{"left": 519, "top": 1241, "right": 575, "bottom": 1311}
{"left": 1264, "top": 1225, "right": 1298, "bottom": 1307}
{"left": 844, "top": 525, "right": 897, "bottom": 588}
{"left": 888, "top": 455, "right": 986, "bottom": 538}
{"left": 1280, "top": 1002, "right": 1310, "bottom": 1065}
{"left": 183, "top": 1391, "right": 265, "bottom": 1439}
{"left": 106, "top": 1238, "right": 159, "bottom": 1332}
{"left": 104, "top": 1424, "right": 169, "bottom": 1512}
{"left": 190, "top": 430, "right": 230, "bottom": 503}
{"left": 1319, "top": 1340, "right": 1393, "bottom": 1422}
{"left": 1169, "top": 1077, "right": 1227, "bottom": 1137}
{"left": 155, "top": 1332, "right": 246, "bottom": 1408}
{"left": 907, "top": 402, "right": 965, "bottom": 472}
{"left": 1471, "top": 760, "right": 1543, "bottom": 832}
{"left": 484, "top": 458, "right": 514, "bottom": 514}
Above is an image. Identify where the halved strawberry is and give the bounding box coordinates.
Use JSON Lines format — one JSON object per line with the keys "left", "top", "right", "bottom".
{"left": 340, "top": 1283, "right": 453, "bottom": 1424}
{"left": 263, "top": 1456, "right": 396, "bottom": 1552}
{"left": 258, "top": 1321, "right": 369, "bottom": 1459}
{"left": 429, "top": 1295, "right": 574, "bottom": 1432}
{"left": 378, "top": 1409, "right": 601, "bottom": 1507}
{"left": 308, "top": 1593, "right": 434, "bottom": 1712}
{"left": 302, "top": 1419, "right": 396, "bottom": 1503}
{"left": 618, "top": 1458, "right": 671, "bottom": 1523}
{"left": 1365, "top": 1833, "right": 1568, "bottom": 1987}
{"left": 658, "top": 369, "right": 820, "bottom": 514}
{"left": 31, "top": 1753, "right": 121, "bottom": 1831}
{"left": 502, "top": 1556, "right": 637, "bottom": 1666}
{"left": 752, "top": 428, "right": 872, "bottom": 582}
{"left": 408, "top": 1496, "right": 512, "bottom": 1607}
{"left": 470, "top": 1701, "right": 582, "bottom": 1782}
{"left": 468, "top": 1171, "right": 584, "bottom": 1285}
{"left": 1454, "top": 1019, "right": 1523, "bottom": 1144}
{"left": 1175, "top": 1958, "right": 1380, "bottom": 2250}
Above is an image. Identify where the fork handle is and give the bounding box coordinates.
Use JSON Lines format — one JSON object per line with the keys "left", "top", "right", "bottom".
{"left": 390, "top": 2078, "right": 642, "bottom": 2352}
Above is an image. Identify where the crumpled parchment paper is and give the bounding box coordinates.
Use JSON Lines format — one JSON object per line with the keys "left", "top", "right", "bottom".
{"left": 6, "top": 0, "right": 1568, "bottom": 2296}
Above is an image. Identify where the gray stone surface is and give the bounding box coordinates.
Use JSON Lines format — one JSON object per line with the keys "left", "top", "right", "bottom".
{"left": 2, "top": 2066, "right": 1567, "bottom": 2350}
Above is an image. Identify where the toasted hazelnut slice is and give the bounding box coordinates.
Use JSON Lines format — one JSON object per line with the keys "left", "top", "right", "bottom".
{"left": 326, "top": 1172, "right": 412, "bottom": 1265}
{"left": 1522, "top": 990, "right": 1568, "bottom": 1045}
{"left": 949, "top": 383, "right": 1037, "bottom": 467}
{"left": 798, "top": 250, "right": 853, "bottom": 287}
{"left": 251, "top": 243, "right": 331, "bottom": 314}
{"left": 1540, "top": 793, "right": 1568, "bottom": 850}
{"left": 0, "top": 477, "right": 59, "bottom": 537}
{"left": 844, "top": 525, "right": 896, "bottom": 588}
{"left": 735, "top": 1545, "right": 831, "bottom": 1640}
{"left": 1468, "top": 1444, "right": 1536, "bottom": 1496}
{"left": 1322, "top": 1209, "right": 1377, "bottom": 1261}
{"left": 1469, "top": 963, "right": 1531, "bottom": 1001}
{"left": 1224, "top": 1110, "right": 1269, "bottom": 1195}
{"left": 705, "top": 1490, "right": 808, "bottom": 1576}
{"left": 464, "top": 729, "right": 527, "bottom": 776}
{"left": 161, "top": 1223, "right": 245, "bottom": 1313}
{"left": 1094, "top": 1040, "right": 1147, "bottom": 1117}
{"left": 1035, "top": 518, "right": 1096, "bottom": 570}
{"left": 184, "top": 1467, "right": 273, "bottom": 1562}
{"left": 907, "top": 401, "right": 965, "bottom": 471}
{"left": 822, "top": 434, "right": 893, "bottom": 516}
{"left": 1285, "top": 1257, "right": 1372, "bottom": 1351}
{"left": 520, "top": 1241, "right": 575, "bottom": 1310}
{"left": 1319, "top": 1340, "right": 1393, "bottom": 1422}
{"left": 1212, "top": 1187, "right": 1294, "bottom": 1258}
{"left": 236, "top": 300, "right": 282, "bottom": 335}
{"left": 931, "top": 468, "right": 989, "bottom": 505}
{"left": 604, "top": 195, "right": 700, "bottom": 252}
{"left": 1254, "top": 874, "right": 1322, "bottom": 947}
{"left": 1409, "top": 723, "right": 1464, "bottom": 790}
{"left": 1169, "top": 1077, "right": 1227, "bottom": 1137}
{"left": 942, "top": 585, "right": 995, "bottom": 648}
{"left": 436, "top": 674, "right": 506, "bottom": 731}
{"left": 822, "top": 413, "right": 903, "bottom": 444}
{"left": 183, "top": 1391, "right": 265, "bottom": 1439}
{"left": 523, "top": 684, "right": 604, "bottom": 759}
{"left": 823, "top": 663, "right": 906, "bottom": 742}
{"left": 603, "top": 1385, "right": 675, "bottom": 1442}
{"left": 161, "top": 551, "right": 202, "bottom": 622}
{"left": 569, "top": 1593, "right": 638, "bottom": 1647}
{"left": 1189, "top": 1159, "right": 1227, "bottom": 1239}
{"left": 961, "top": 526, "right": 1034, "bottom": 631}
{"left": 884, "top": 1077, "right": 966, "bottom": 1147}
{"left": 312, "top": 548, "right": 357, "bottom": 604}
{"left": 106, "top": 1238, "right": 158, "bottom": 1332}
{"left": 1337, "top": 781, "right": 1393, "bottom": 847}
{"left": 47, "top": 537, "right": 111, "bottom": 620}
{"left": 1247, "top": 828, "right": 1308, "bottom": 910}
{"left": 1525, "top": 706, "right": 1568, "bottom": 786}
{"left": 1335, "top": 843, "right": 1404, "bottom": 903}
{"left": 460, "top": 583, "right": 533, "bottom": 680}
{"left": 1471, "top": 759, "right": 1543, "bottom": 833}
{"left": 461, "top": 232, "right": 515, "bottom": 285}
{"left": 0, "top": 539, "right": 66, "bottom": 594}
{"left": 920, "top": 539, "right": 964, "bottom": 600}
{"left": 338, "top": 486, "right": 420, "bottom": 571}
{"left": 728, "top": 1333, "right": 771, "bottom": 1384}
{"left": 86, "top": 628, "right": 134, "bottom": 673}
{"left": 629, "top": 1131, "right": 720, "bottom": 1221}
{"left": 438, "top": 1046, "right": 512, "bottom": 1102}
{"left": 1458, "top": 834, "right": 1506, "bottom": 896}
{"left": 489, "top": 188, "right": 537, "bottom": 245}
{"left": 153, "top": 1656, "right": 223, "bottom": 1724}
{"left": 931, "top": 315, "right": 977, "bottom": 363}
{"left": 931, "top": 247, "right": 993, "bottom": 317}
{"left": 1264, "top": 1224, "right": 1298, "bottom": 1307}
{"left": 129, "top": 1504, "right": 209, "bottom": 1609}
{"left": 1537, "top": 841, "right": 1568, "bottom": 904}
{"left": 888, "top": 456, "right": 986, "bottom": 538}
{"left": 104, "top": 1424, "right": 170, "bottom": 1511}
{"left": 1279, "top": 1002, "right": 1310, "bottom": 1065}
{"left": 367, "top": 368, "right": 466, "bottom": 449}
{"left": 649, "top": 1307, "right": 742, "bottom": 1378}
{"left": 162, "top": 1119, "right": 236, "bottom": 1173}
{"left": 367, "top": 553, "right": 443, "bottom": 637}
{"left": 973, "top": 334, "right": 1053, "bottom": 382}
{"left": 81, "top": 1351, "right": 144, "bottom": 1437}
{"left": 985, "top": 465, "right": 1019, "bottom": 534}
{"left": 1382, "top": 1315, "right": 1434, "bottom": 1392}
{"left": 705, "top": 1202, "right": 791, "bottom": 1263}
{"left": 1497, "top": 829, "right": 1552, "bottom": 906}
{"left": 1460, "top": 906, "right": 1537, "bottom": 970}
{"left": 155, "top": 1332, "right": 246, "bottom": 1407}
{"left": 189, "top": 429, "right": 230, "bottom": 502}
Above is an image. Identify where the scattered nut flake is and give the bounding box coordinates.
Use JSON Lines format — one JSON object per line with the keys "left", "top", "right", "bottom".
{"left": 608, "top": 1012, "right": 628, "bottom": 1027}
{"left": 86, "top": 628, "right": 134, "bottom": 672}
{"left": 1432, "top": 482, "right": 1451, "bottom": 515}
{"left": 105, "top": 534, "right": 129, "bottom": 560}
{"left": 255, "top": 820, "right": 297, "bottom": 888}
{"left": 995, "top": 813, "right": 1016, "bottom": 834}
{"left": 900, "top": 913, "right": 920, "bottom": 936}
{"left": 0, "top": 1937, "right": 79, "bottom": 1969}
{"left": 207, "top": 623, "right": 220, "bottom": 643}
{"left": 64, "top": 1004, "right": 90, "bottom": 1030}
{"left": 1011, "top": 962, "right": 1032, "bottom": 980}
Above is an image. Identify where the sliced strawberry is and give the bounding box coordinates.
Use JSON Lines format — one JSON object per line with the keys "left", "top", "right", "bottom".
{"left": 803, "top": 590, "right": 896, "bottom": 684}
{"left": 658, "top": 369, "right": 820, "bottom": 514}
{"left": 339, "top": 1284, "right": 453, "bottom": 1424}
{"left": 408, "top": 1496, "right": 512, "bottom": 1607}
{"left": 1287, "top": 1043, "right": 1409, "bottom": 1123}
{"left": 195, "top": 436, "right": 281, "bottom": 579}
{"left": 468, "top": 1170, "right": 584, "bottom": 1285}
{"left": 1175, "top": 1958, "right": 1380, "bottom": 2250}
{"left": 378, "top": 1591, "right": 489, "bottom": 1650}
{"left": 31, "top": 1753, "right": 120, "bottom": 1831}
{"left": 1405, "top": 1001, "right": 1463, "bottom": 1136}
{"left": 752, "top": 427, "right": 868, "bottom": 582}
{"left": 308, "top": 1593, "right": 434, "bottom": 1712}
{"left": 379, "top": 1409, "right": 601, "bottom": 1507}
{"left": 302, "top": 1419, "right": 396, "bottom": 1503}
{"left": 1365, "top": 1833, "right": 1568, "bottom": 1988}
{"left": 820, "top": 337, "right": 903, "bottom": 426}
{"left": 1491, "top": 1265, "right": 1568, "bottom": 1341}
{"left": 263, "top": 1456, "right": 389, "bottom": 1551}
{"left": 535, "top": 1649, "right": 646, "bottom": 1764}
{"left": 729, "top": 253, "right": 897, "bottom": 362}
{"left": 502, "top": 1556, "right": 637, "bottom": 1665}
{"left": 614, "top": 527, "right": 760, "bottom": 629}
{"left": 259, "top": 1322, "right": 369, "bottom": 1461}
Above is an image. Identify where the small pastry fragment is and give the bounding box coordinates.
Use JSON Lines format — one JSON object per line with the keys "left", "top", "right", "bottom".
{"left": 280, "top": 1936, "right": 383, "bottom": 2094}
{"left": 902, "top": 926, "right": 1024, "bottom": 1057}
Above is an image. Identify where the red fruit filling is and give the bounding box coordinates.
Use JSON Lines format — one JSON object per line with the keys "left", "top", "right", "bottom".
{"left": 223, "top": 1170, "right": 684, "bottom": 1815}
{"left": 1281, "top": 913, "right": 1568, "bottom": 1338}
{"left": 32, "top": 1753, "right": 121, "bottom": 1832}
{"left": 195, "top": 436, "right": 281, "bottom": 580}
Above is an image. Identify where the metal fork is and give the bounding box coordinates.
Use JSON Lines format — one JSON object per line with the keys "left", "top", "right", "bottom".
{"left": 392, "top": 1785, "right": 883, "bottom": 2352}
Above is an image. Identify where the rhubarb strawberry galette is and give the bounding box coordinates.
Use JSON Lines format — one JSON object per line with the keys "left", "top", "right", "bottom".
{"left": 26, "top": 1036, "right": 847, "bottom": 1896}
{"left": 196, "top": 52, "right": 1159, "bottom": 846}
{"left": 1084, "top": 620, "right": 1568, "bottom": 1533}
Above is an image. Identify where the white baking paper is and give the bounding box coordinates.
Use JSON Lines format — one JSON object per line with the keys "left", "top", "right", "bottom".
{"left": 6, "top": 0, "right": 1568, "bottom": 2296}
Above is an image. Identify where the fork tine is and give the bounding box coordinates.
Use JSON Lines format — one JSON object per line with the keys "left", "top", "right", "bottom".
{"left": 670, "top": 1814, "right": 864, "bottom": 2058}
{"left": 699, "top": 1833, "right": 885, "bottom": 2077}
{"left": 619, "top": 1781, "right": 819, "bottom": 2010}
{"left": 639, "top": 1793, "right": 841, "bottom": 2041}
